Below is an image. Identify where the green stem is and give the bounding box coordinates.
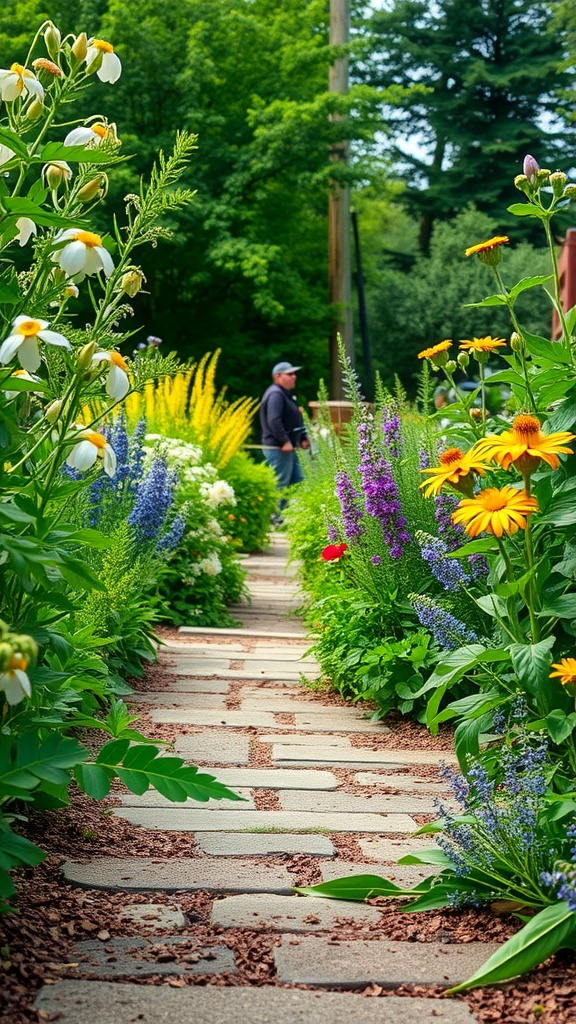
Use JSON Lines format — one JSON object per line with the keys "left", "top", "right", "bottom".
{"left": 493, "top": 267, "right": 537, "bottom": 412}
{"left": 495, "top": 536, "right": 524, "bottom": 641}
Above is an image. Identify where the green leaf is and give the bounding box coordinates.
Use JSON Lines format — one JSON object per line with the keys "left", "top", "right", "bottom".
{"left": 545, "top": 710, "right": 576, "bottom": 745}
{"left": 509, "top": 636, "right": 555, "bottom": 698}
{"left": 74, "top": 762, "right": 113, "bottom": 799}
{"left": 96, "top": 738, "right": 130, "bottom": 765}
{"left": 40, "top": 142, "right": 119, "bottom": 164}
{"left": 508, "top": 275, "right": 553, "bottom": 301}
{"left": 507, "top": 202, "right": 548, "bottom": 219}
{"left": 446, "top": 538, "right": 497, "bottom": 558}
{"left": 293, "top": 873, "right": 430, "bottom": 901}
{"left": 1, "top": 197, "right": 82, "bottom": 228}
{"left": 454, "top": 712, "right": 493, "bottom": 764}
{"left": 0, "top": 128, "right": 29, "bottom": 158}
{"left": 464, "top": 293, "right": 507, "bottom": 308}
{"left": 446, "top": 902, "right": 576, "bottom": 993}
{"left": 538, "top": 595, "right": 576, "bottom": 619}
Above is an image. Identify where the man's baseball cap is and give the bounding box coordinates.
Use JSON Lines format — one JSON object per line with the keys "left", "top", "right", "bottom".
{"left": 272, "top": 361, "right": 302, "bottom": 376}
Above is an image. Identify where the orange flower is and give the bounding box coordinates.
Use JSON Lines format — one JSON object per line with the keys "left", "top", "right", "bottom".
{"left": 459, "top": 336, "right": 506, "bottom": 354}
{"left": 420, "top": 447, "right": 487, "bottom": 498}
{"left": 417, "top": 339, "right": 452, "bottom": 363}
{"left": 465, "top": 236, "right": 509, "bottom": 258}
{"left": 472, "top": 414, "right": 575, "bottom": 475}
{"left": 452, "top": 486, "right": 539, "bottom": 538}
{"left": 550, "top": 659, "right": 576, "bottom": 687}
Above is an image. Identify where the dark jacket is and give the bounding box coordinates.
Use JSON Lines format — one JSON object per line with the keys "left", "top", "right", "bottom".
{"left": 260, "top": 383, "right": 308, "bottom": 448}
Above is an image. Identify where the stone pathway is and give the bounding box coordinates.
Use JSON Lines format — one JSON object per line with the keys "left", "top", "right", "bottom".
{"left": 35, "top": 532, "right": 482, "bottom": 1023}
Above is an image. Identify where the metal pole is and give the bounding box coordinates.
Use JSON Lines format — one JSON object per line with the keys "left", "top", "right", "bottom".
{"left": 351, "top": 208, "right": 372, "bottom": 391}
{"left": 329, "top": 0, "right": 353, "bottom": 400}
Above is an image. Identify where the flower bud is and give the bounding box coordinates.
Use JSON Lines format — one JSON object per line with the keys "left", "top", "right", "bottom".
{"left": 43, "top": 160, "right": 72, "bottom": 190}
{"left": 550, "top": 171, "right": 568, "bottom": 197}
{"left": 77, "top": 340, "right": 96, "bottom": 370}
{"left": 0, "top": 643, "right": 12, "bottom": 671}
{"left": 26, "top": 98, "right": 43, "bottom": 121}
{"left": 77, "top": 176, "right": 104, "bottom": 203}
{"left": 523, "top": 154, "right": 539, "bottom": 183}
{"left": 514, "top": 174, "right": 532, "bottom": 196}
{"left": 44, "top": 22, "right": 61, "bottom": 61}
{"left": 444, "top": 360, "right": 457, "bottom": 373}
{"left": 32, "top": 57, "right": 62, "bottom": 84}
{"left": 535, "top": 168, "right": 551, "bottom": 188}
{"left": 121, "top": 269, "right": 145, "bottom": 297}
{"left": 457, "top": 351, "right": 470, "bottom": 370}
{"left": 45, "top": 398, "right": 63, "bottom": 423}
{"left": 64, "top": 283, "right": 79, "bottom": 299}
{"left": 72, "top": 32, "right": 88, "bottom": 64}
{"left": 510, "top": 331, "right": 525, "bottom": 354}
{"left": 470, "top": 408, "right": 484, "bottom": 422}
{"left": 563, "top": 184, "right": 576, "bottom": 200}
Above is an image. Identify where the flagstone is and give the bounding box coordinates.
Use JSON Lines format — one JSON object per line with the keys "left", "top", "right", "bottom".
{"left": 257, "top": 733, "right": 352, "bottom": 747}
{"left": 118, "top": 903, "right": 188, "bottom": 929}
{"left": 139, "top": 677, "right": 230, "bottom": 694}
{"left": 68, "top": 936, "right": 235, "bottom": 978}
{"left": 118, "top": 789, "right": 254, "bottom": 809}
{"left": 35, "top": 981, "right": 478, "bottom": 1023}
{"left": 358, "top": 836, "right": 440, "bottom": 861}
{"left": 195, "top": 832, "right": 336, "bottom": 857}
{"left": 240, "top": 698, "right": 344, "bottom": 713}
{"left": 128, "top": 692, "right": 227, "bottom": 708}
{"left": 354, "top": 772, "right": 449, "bottom": 793}
{"left": 178, "top": 626, "right": 308, "bottom": 638}
{"left": 207, "top": 767, "right": 339, "bottom": 789}
{"left": 165, "top": 666, "right": 315, "bottom": 681}
{"left": 211, "top": 893, "right": 382, "bottom": 931}
{"left": 272, "top": 744, "right": 457, "bottom": 767}
{"left": 319, "top": 860, "right": 441, "bottom": 886}
{"left": 153, "top": 709, "right": 285, "bottom": 727}
{"left": 278, "top": 790, "right": 438, "bottom": 814}
{"left": 274, "top": 935, "right": 500, "bottom": 987}
{"left": 113, "top": 807, "right": 418, "bottom": 833}
{"left": 63, "top": 857, "right": 294, "bottom": 894}
{"left": 174, "top": 731, "right": 250, "bottom": 764}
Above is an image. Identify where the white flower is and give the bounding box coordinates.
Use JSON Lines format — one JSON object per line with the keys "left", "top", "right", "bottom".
{"left": 54, "top": 228, "right": 114, "bottom": 281}
{"left": 63, "top": 123, "right": 108, "bottom": 147}
{"left": 200, "top": 479, "right": 236, "bottom": 509}
{"left": 4, "top": 368, "right": 40, "bottom": 400}
{"left": 198, "top": 553, "right": 222, "bottom": 576}
{"left": 92, "top": 349, "right": 130, "bottom": 399}
{"left": 86, "top": 39, "right": 122, "bottom": 83}
{"left": 0, "top": 315, "right": 71, "bottom": 372}
{"left": 67, "top": 425, "right": 117, "bottom": 477}
{"left": 0, "top": 63, "right": 44, "bottom": 102}
{"left": 15, "top": 217, "right": 36, "bottom": 246}
{"left": 0, "top": 654, "right": 32, "bottom": 705}
{"left": 0, "top": 143, "right": 15, "bottom": 167}
{"left": 206, "top": 518, "right": 224, "bottom": 537}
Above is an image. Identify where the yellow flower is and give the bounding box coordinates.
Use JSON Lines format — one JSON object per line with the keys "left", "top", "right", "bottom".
{"left": 420, "top": 447, "right": 487, "bottom": 498}
{"left": 459, "top": 336, "right": 506, "bottom": 354}
{"left": 418, "top": 339, "right": 452, "bottom": 363}
{"left": 452, "top": 486, "right": 539, "bottom": 538}
{"left": 472, "top": 414, "right": 575, "bottom": 475}
{"left": 550, "top": 658, "right": 576, "bottom": 687}
{"left": 465, "top": 236, "right": 509, "bottom": 258}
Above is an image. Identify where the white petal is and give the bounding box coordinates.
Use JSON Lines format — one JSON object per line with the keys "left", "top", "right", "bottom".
{"left": 16, "top": 217, "right": 37, "bottom": 245}
{"left": 91, "top": 351, "right": 112, "bottom": 365}
{"left": 0, "top": 334, "right": 23, "bottom": 364}
{"left": 1, "top": 75, "right": 21, "bottom": 102}
{"left": 85, "top": 46, "right": 98, "bottom": 66}
{"left": 37, "top": 328, "right": 71, "bottom": 349}
{"left": 18, "top": 338, "right": 41, "bottom": 372}
{"left": 59, "top": 241, "right": 87, "bottom": 275}
{"left": 68, "top": 439, "right": 97, "bottom": 471}
{"left": 13, "top": 314, "right": 48, "bottom": 330}
{"left": 98, "top": 52, "right": 122, "bottom": 84}
{"left": 0, "top": 143, "right": 14, "bottom": 166}
{"left": 96, "top": 244, "right": 114, "bottom": 277}
{"left": 24, "top": 76, "right": 44, "bottom": 100}
{"left": 63, "top": 126, "right": 93, "bottom": 146}
{"left": 107, "top": 363, "right": 129, "bottom": 399}
{"left": 103, "top": 445, "right": 117, "bottom": 477}
{"left": 55, "top": 228, "right": 79, "bottom": 243}
{"left": 0, "top": 669, "right": 31, "bottom": 704}
{"left": 82, "top": 247, "right": 102, "bottom": 275}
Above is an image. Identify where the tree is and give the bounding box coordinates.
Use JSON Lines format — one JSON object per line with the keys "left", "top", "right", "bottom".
{"left": 365, "top": 0, "right": 575, "bottom": 251}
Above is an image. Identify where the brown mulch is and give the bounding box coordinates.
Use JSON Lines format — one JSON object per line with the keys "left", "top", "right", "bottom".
{"left": 2, "top": 648, "right": 576, "bottom": 1024}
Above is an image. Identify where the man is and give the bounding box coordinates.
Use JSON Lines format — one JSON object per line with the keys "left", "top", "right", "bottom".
{"left": 260, "top": 361, "right": 310, "bottom": 512}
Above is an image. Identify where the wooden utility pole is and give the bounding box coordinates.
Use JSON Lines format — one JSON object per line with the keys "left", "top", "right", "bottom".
{"left": 329, "top": 0, "right": 354, "bottom": 399}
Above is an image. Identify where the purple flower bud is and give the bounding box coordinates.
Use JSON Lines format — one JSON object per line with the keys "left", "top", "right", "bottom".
{"left": 523, "top": 154, "right": 539, "bottom": 183}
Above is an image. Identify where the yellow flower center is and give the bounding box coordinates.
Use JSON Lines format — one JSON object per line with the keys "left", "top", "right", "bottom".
{"left": 481, "top": 490, "right": 510, "bottom": 511}
{"left": 110, "top": 351, "right": 128, "bottom": 370}
{"left": 74, "top": 230, "right": 102, "bottom": 248}
{"left": 92, "top": 124, "right": 107, "bottom": 138}
{"left": 16, "top": 319, "right": 41, "bottom": 338}
{"left": 85, "top": 430, "right": 107, "bottom": 449}
{"left": 439, "top": 448, "right": 464, "bottom": 466}
{"left": 512, "top": 414, "right": 541, "bottom": 437}
{"left": 10, "top": 63, "right": 25, "bottom": 77}
{"left": 92, "top": 39, "right": 114, "bottom": 53}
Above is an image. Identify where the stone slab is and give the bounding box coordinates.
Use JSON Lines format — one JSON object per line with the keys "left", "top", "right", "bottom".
{"left": 208, "top": 767, "right": 339, "bottom": 790}
{"left": 358, "top": 836, "right": 440, "bottom": 862}
{"left": 35, "top": 981, "right": 478, "bottom": 1023}
{"left": 63, "top": 858, "right": 294, "bottom": 894}
{"left": 164, "top": 649, "right": 315, "bottom": 664}
{"left": 118, "top": 903, "right": 188, "bottom": 929}
{"left": 319, "top": 861, "right": 441, "bottom": 886}
{"left": 195, "top": 832, "right": 336, "bottom": 857}
{"left": 113, "top": 808, "right": 418, "bottom": 834}
{"left": 212, "top": 893, "right": 382, "bottom": 931}
{"left": 166, "top": 668, "right": 314, "bottom": 681}
{"left": 174, "top": 732, "right": 250, "bottom": 764}
{"left": 118, "top": 789, "right": 254, "bottom": 809}
{"left": 153, "top": 709, "right": 289, "bottom": 728}
{"left": 70, "top": 936, "right": 235, "bottom": 978}
{"left": 278, "top": 791, "right": 437, "bottom": 814}
{"left": 354, "top": 772, "right": 449, "bottom": 794}
{"left": 142, "top": 677, "right": 230, "bottom": 694}
{"left": 240, "top": 698, "right": 342, "bottom": 713}
{"left": 128, "top": 692, "right": 227, "bottom": 708}
{"left": 273, "top": 745, "right": 457, "bottom": 767}
{"left": 178, "top": 626, "right": 308, "bottom": 638}
{"left": 274, "top": 935, "right": 500, "bottom": 987}
{"left": 257, "top": 733, "right": 352, "bottom": 747}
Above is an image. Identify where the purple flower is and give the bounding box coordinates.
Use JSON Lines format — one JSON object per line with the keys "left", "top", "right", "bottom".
{"left": 128, "top": 457, "right": 176, "bottom": 541}
{"left": 523, "top": 154, "right": 539, "bottom": 182}
{"left": 382, "top": 403, "right": 401, "bottom": 458}
{"left": 357, "top": 421, "right": 411, "bottom": 558}
{"left": 157, "top": 512, "right": 186, "bottom": 552}
{"left": 416, "top": 530, "right": 468, "bottom": 591}
{"left": 371, "top": 554, "right": 382, "bottom": 566}
{"left": 335, "top": 471, "right": 365, "bottom": 539}
{"left": 410, "top": 594, "right": 478, "bottom": 651}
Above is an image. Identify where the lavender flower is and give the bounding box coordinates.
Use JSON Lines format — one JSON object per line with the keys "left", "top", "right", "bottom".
{"left": 382, "top": 403, "right": 401, "bottom": 458}
{"left": 410, "top": 594, "right": 478, "bottom": 651}
{"left": 127, "top": 457, "right": 176, "bottom": 541}
{"left": 157, "top": 512, "right": 187, "bottom": 552}
{"left": 419, "top": 449, "right": 431, "bottom": 470}
{"left": 357, "top": 421, "right": 411, "bottom": 558}
{"left": 416, "top": 530, "right": 468, "bottom": 591}
{"left": 335, "top": 471, "right": 365, "bottom": 539}
{"left": 371, "top": 554, "right": 382, "bottom": 566}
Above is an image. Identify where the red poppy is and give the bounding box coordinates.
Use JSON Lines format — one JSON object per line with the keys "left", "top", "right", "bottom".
{"left": 321, "top": 543, "right": 348, "bottom": 561}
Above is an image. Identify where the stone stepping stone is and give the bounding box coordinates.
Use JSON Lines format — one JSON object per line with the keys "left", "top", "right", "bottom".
{"left": 359, "top": 836, "right": 440, "bottom": 861}
{"left": 178, "top": 626, "right": 308, "bottom": 638}
{"left": 113, "top": 808, "right": 418, "bottom": 834}
{"left": 64, "top": 857, "right": 294, "bottom": 894}
{"left": 212, "top": 893, "right": 382, "bottom": 932}
{"left": 174, "top": 732, "right": 250, "bottom": 765}
{"left": 166, "top": 666, "right": 316, "bottom": 681}
{"left": 293, "top": 713, "right": 387, "bottom": 733}
{"left": 354, "top": 772, "right": 449, "bottom": 794}
{"left": 35, "top": 981, "right": 477, "bottom": 1024}
{"left": 154, "top": 709, "right": 284, "bottom": 728}
{"left": 128, "top": 692, "right": 227, "bottom": 708}
{"left": 164, "top": 648, "right": 316, "bottom": 665}
{"left": 278, "top": 790, "right": 438, "bottom": 814}
{"left": 273, "top": 744, "right": 457, "bottom": 767}
{"left": 208, "top": 767, "right": 339, "bottom": 790}
{"left": 140, "top": 678, "right": 230, "bottom": 694}
{"left": 196, "top": 832, "right": 335, "bottom": 857}
{"left": 69, "top": 936, "right": 235, "bottom": 978}
{"left": 257, "top": 733, "right": 351, "bottom": 747}
{"left": 274, "top": 935, "right": 500, "bottom": 987}
{"left": 118, "top": 789, "right": 254, "bottom": 809}
{"left": 319, "top": 860, "right": 441, "bottom": 886}
{"left": 118, "top": 903, "right": 187, "bottom": 929}
{"left": 240, "top": 698, "right": 343, "bottom": 713}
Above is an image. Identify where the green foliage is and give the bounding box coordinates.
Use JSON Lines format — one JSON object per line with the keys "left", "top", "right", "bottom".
{"left": 221, "top": 452, "right": 278, "bottom": 552}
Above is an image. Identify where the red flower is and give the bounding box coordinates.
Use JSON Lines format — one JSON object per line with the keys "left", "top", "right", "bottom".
{"left": 321, "top": 543, "right": 348, "bottom": 561}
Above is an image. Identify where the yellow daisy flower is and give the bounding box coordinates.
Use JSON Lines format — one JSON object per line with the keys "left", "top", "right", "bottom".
{"left": 472, "top": 414, "right": 575, "bottom": 475}
{"left": 452, "top": 486, "right": 539, "bottom": 538}
{"left": 459, "top": 336, "right": 506, "bottom": 354}
{"left": 420, "top": 447, "right": 488, "bottom": 498}
{"left": 417, "top": 339, "right": 453, "bottom": 364}
{"left": 550, "top": 658, "right": 576, "bottom": 687}
{"left": 465, "top": 236, "right": 509, "bottom": 258}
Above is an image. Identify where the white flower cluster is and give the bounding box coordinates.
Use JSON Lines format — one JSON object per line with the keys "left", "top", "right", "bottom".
{"left": 200, "top": 479, "right": 236, "bottom": 509}
{"left": 186, "top": 552, "right": 223, "bottom": 578}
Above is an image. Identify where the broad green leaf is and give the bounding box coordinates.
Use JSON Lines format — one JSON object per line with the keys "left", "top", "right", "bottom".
{"left": 464, "top": 293, "right": 507, "bottom": 308}
{"left": 0, "top": 828, "right": 45, "bottom": 868}
{"left": 40, "top": 141, "right": 119, "bottom": 164}
{"left": 454, "top": 712, "right": 493, "bottom": 764}
{"left": 524, "top": 332, "right": 573, "bottom": 366}
{"left": 538, "top": 595, "right": 576, "bottom": 619}
{"left": 96, "top": 738, "right": 130, "bottom": 765}
{"left": 0, "top": 128, "right": 29, "bottom": 158}
{"left": 545, "top": 710, "right": 576, "bottom": 745}
{"left": 475, "top": 594, "right": 508, "bottom": 618}
{"left": 293, "top": 873, "right": 429, "bottom": 901}
{"left": 446, "top": 538, "right": 497, "bottom": 559}
{"left": 401, "top": 881, "right": 457, "bottom": 912}
{"left": 509, "top": 636, "right": 555, "bottom": 699}
{"left": 446, "top": 902, "right": 576, "bottom": 993}
{"left": 74, "top": 762, "right": 113, "bottom": 799}
{"left": 508, "top": 275, "right": 553, "bottom": 301}
{"left": 115, "top": 768, "right": 149, "bottom": 794}
{"left": 507, "top": 202, "right": 547, "bottom": 219}
{"left": 1, "top": 197, "right": 82, "bottom": 228}
{"left": 398, "top": 849, "right": 452, "bottom": 866}
{"left": 0, "top": 503, "right": 35, "bottom": 523}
